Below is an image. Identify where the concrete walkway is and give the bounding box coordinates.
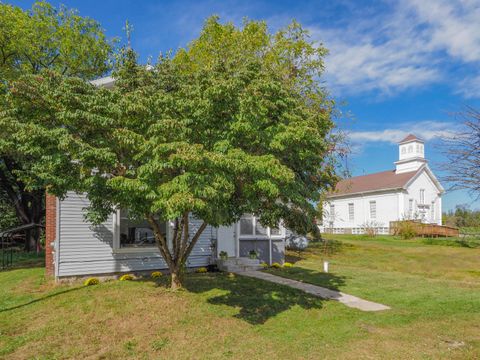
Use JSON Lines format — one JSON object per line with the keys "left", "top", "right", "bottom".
{"left": 240, "top": 271, "right": 390, "bottom": 312}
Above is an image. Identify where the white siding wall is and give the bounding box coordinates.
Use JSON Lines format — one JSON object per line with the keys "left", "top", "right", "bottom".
{"left": 323, "top": 191, "right": 399, "bottom": 231}
{"left": 57, "top": 192, "right": 214, "bottom": 277}
{"left": 404, "top": 171, "right": 442, "bottom": 225}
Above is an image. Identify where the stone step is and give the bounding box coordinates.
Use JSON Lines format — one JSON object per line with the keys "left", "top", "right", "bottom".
{"left": 217, "top": 257, "right": 263, "bottom": 273}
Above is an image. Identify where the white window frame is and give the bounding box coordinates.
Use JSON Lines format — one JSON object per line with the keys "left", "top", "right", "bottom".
{"left": 420, "top": 189, "right": 425, "bottom": 204}
{"left": 409, "top": 199, "right": 414, "bottom": 217}
{"left": 329, "top": 204, "right": 335, "bottom": 220}
{"left": 348, "top": 203, "right": 354, "bottom": 221}
{"left": 238, "top": 214, "right": 285, "bottom": 239}
{"left": 113, "top": 209, "right": 168, "bottom": 253}
{"left": 431, "top": 201, "right": 435, "bottom": 220}
{"left": 369, "top": 201, "right": 376, "bottom": 219}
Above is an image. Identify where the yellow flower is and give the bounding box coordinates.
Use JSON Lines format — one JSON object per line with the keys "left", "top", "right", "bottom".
{"left": 84, "top": 277, "right": 99, "bottom": 286}
{"left": 119, "top": 274, "right": 134, "bottom": 281}
{"left": 271, "top": 262, "right": 281, "bottom": 269}
{"left": 195, "top": 267, "right": 208, "bottom": 273}
{"left": 283, "top": 262, "right": 293, "bottom": 268}
{"left": 151, "top": 271, "right": 163, "bottom": 279}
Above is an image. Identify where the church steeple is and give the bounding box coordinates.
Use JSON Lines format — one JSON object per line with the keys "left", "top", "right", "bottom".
{"left": 395, "top": 134, "right": 427, "bottom": 174}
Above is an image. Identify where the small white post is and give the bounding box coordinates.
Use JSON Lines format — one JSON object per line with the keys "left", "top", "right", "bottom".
{"left": 323, "top": 260, "right": 329, "bottom": 273}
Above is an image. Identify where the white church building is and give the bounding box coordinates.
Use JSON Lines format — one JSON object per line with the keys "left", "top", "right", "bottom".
{"left": 321, "top": 134, "right": 444, "bottom": 234}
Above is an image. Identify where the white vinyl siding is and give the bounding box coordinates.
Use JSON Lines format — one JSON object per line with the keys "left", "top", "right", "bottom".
{"left": 57, "top": 192, "right": 214, "bottom": 277}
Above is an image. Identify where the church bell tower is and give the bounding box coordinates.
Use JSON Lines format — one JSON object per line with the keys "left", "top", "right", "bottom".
{"left": 395, "top": 134, "right": 426, "bottom": 174}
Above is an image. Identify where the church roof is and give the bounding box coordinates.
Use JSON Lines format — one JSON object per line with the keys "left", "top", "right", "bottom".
{"left": 328, "top": 169, "right": 419, "bottom": 197}
{"left": 399, "top": 134, "right": 423, "bottom": 144}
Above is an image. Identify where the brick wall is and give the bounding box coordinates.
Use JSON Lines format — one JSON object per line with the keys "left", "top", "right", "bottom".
{"left": 45, "top": 193, "right": 56, "bottom": 276}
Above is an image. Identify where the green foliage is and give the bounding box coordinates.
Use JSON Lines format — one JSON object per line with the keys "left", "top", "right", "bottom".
{"left": 0, "top": 1, "right": 114, "bottom": 83}
{"left": 0, "top": 1, "right": 113, "bottom": 242}
{"left": 443, "top": 204, "right": 480, "bottom": 229}
{"left": 1, "top": 16, "right": 338, "bottom": 286}
{"left": 396, "top": 221, "right": 417, "bottom": 239}
{"left": 283, "top": 262, "right": 293, "bottom": 268}
{"left": 219, "top": 251, "right": 228, "bottom": 260}
{"left": 271, "top": 262, "right": 281, "bottom": 269}
{"left": 0, "top": 191, "right": 19, "bottom": 230}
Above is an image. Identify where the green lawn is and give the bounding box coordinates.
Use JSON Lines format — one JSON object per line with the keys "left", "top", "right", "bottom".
{"left": 1, "top": 236, "right": 479, "bottom": 359}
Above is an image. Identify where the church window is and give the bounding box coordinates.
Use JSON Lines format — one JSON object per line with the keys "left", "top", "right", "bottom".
{"left": 329, "top": 204, "right": 335, "bottom": 220}
{"left": 420, "top": 189, "right": 425, "bottom": 204}
{"left": 348, "top": 203, "right": 354, "bottom": 221}
{"left": 409, "top": 199, "right": 414, "bottom": 216}
{"left": 431, "top": 201, "right": 435, "bottom": 220}
{"left": 369, "top": 201, "right": 376, "bottom": 219}
{"left": 408, "top": 145, "right": 413, "bottom": 153}
{"left": 401, "top": 146, "right": 406, "bottom": 154}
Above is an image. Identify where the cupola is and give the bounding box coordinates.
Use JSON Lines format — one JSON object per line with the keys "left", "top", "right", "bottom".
{"left": 395, "top": 134, "right": 427, "bottom": 174}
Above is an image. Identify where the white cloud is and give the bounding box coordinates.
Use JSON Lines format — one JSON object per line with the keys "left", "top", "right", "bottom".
{"left": 456, "top": 74, "right": 480, "bottom": 98}
{"left": 348, "top": 121, "right": 458, "bottom": 144}
{"left": 310, "top": 0, "right": 480, "bottom": 97}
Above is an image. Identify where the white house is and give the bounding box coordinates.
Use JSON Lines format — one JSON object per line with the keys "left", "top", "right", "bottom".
{"left": 320, "top": 134, "right": 444, "bottom": 234}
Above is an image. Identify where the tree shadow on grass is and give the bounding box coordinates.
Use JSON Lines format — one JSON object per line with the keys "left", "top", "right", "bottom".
{"left": 184, "top": 269, "right": 346, "bottom": 325}
{"left": 0, "top": 286, "right": 84, "bottom": 313}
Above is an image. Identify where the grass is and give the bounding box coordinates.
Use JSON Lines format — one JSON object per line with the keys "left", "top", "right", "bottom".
{"left": 1, "top": 236, "right": 479, "bottom": 359}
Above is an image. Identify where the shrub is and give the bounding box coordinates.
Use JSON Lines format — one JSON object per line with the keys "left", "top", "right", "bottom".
{"left": 283, "top": 262, "right": 293, "bottom": 268}
{"left": 151, "top": 271, "right": 163, "bottom": 279}
{"left": 260, "top": 262, "right": 268, "bottom": 269}
{"left": 84, "top": 277, "right": 99, "bottom": 286}
{"left": 271, "top": 262, "right": 281, "bottom": 269}
{"left": 248, "top": 250, "right": 258, "bottom": 259}
{"left": 396, "top": 221, "right": 417, "bottom": 239}
{"left": 119, "top": 274, "right": 134, "bottom": 281}
{"left": 195, "top": 267, "right": 208, "bottom": 273}
{"left": 219, "top": 251, "right": 228, "bottom": 260}
{"left": 227, "top": 272, "right": 235, "bottom": 279}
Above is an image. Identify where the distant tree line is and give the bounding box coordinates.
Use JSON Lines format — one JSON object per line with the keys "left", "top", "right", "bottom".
{"left": 443, "top": 205, "right": 480, "bottom": 230}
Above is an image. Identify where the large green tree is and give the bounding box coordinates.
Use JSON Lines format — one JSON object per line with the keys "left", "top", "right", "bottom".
{"left": 0, "top": 1, "right": 113, "bottom": 248}
{"left": 1, "top": 17, "right": 338, "bottom": 288}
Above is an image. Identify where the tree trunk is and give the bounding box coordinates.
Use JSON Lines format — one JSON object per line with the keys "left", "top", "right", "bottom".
{"left": 170, "top": 270, "right": 183, "bottom": 290}
{"left": 147, "top": 213, "right": 207, "bottom": 290}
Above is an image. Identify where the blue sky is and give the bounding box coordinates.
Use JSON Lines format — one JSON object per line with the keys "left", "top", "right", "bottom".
{"left": 9, "top": 0, "right": 480, "bottom": 211}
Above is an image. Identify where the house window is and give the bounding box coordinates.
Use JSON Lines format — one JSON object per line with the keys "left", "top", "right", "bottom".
{"left": 348, "top": 203, "right": 354, "bottom": 221}
{"left": 369, "top": 201, "right": 376, "bottom": 219}
{"left": 118, "top": 209, "right": 165, "bottom": 248}
{"left": 329, "top": 204, "right": 335, "bottom": 220}
{"left": 401, "top": 146, "right": 406, "bottom": 155}
{"left": 408, "top": 145, "right": 413, "bottom": 153}
{"left": 409, "top": 199, "right": 414, "bottom": 216}
{"left": 240, "top": 215, "right": 254, "bottom": 235}
{"left": 239, "top": 215, "right": 284, "bottom": 238}
{"left": 420, "top": 189, "right": 425, "bottom": 204}
{"left": 431, "top": 201, "right": 435, "bottom": 220}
